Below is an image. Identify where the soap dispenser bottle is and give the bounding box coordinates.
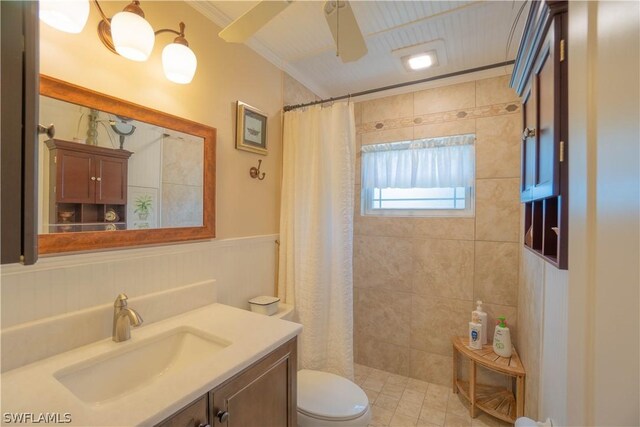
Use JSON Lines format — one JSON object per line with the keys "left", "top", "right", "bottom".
{"left": 493, "top": 316, "right": 512, "bottom": 357}
{"left": 468, "top": 313, "right": 483, "bottom": 350}
{"left": 473, "top": 300, "right": 488, "bottom": 345}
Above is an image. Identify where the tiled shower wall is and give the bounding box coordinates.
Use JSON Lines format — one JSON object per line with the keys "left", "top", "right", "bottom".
{"left": 353, "top": 75, "right": 522, "bottom": 386}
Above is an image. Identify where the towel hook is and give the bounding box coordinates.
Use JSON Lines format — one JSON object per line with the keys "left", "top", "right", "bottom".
{"left": 250, "top": 159, "right": 266, "bottom": 180}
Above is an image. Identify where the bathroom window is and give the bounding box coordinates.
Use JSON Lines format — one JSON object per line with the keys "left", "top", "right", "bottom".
{"left": 361, "top": 134, "right": 475, "bottom": 217}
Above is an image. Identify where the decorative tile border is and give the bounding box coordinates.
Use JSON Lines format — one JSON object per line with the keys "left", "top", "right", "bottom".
{"left": 357, "top": 102, "right": 521, "bottom": 135}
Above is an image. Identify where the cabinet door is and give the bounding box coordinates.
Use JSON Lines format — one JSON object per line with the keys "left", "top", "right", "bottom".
{"left": 156, "top": 395, "right": 208, "bottom": 427}
{"left": 525, "top": 17, "right": 563, "bottom": 201}
{"left": 532, "top": 19, "right": 560, "bottom": 199}
{"left": 56, "top": 150, "right": 95, "bottom": 203}
{"left": 95, "top": 155, "right": 128, "bottom": 204}
{"left": 211, "top": 338, "right": 297, "bottom": 427}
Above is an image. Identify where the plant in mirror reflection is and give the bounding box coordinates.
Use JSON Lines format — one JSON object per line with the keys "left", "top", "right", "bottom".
{"left": 134, "top": 195, "right": 153, "bottom": 220}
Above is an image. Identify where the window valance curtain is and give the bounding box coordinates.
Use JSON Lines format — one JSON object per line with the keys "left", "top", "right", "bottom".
{"left": 361, "top": 134, "right": 475, "bottom": 189}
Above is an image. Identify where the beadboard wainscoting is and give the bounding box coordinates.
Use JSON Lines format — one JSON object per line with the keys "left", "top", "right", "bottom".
{"left": 1, "top": 235, "right": 278, "bottom": 329}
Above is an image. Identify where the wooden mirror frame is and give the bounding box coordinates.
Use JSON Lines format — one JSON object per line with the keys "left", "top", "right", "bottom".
{"left": 38, "top": 75, "right": 216, "bottom": 255}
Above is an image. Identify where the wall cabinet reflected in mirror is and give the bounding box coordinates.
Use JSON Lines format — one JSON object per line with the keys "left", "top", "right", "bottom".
{"left": 38, "top": 75, "right": 216, "bottom": 255}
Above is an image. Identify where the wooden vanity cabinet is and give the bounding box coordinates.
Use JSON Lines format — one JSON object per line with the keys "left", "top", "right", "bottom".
{"left": 156, "top": 395, "right": 209, "bottom": 427}
{"left": 155, "top": 338, "right": 297, "bottom": 427}
{"left": 210, "top": 338, "right": 297, "bottom": 427}
{"left": 46, "top": 139, "right": 132, "bottom": 232}
{"left": 511, "top": 0, "right": 568, "bottom": 269}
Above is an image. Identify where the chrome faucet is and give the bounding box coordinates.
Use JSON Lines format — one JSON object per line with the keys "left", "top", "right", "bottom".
{"left": 112, "top": 293, "right": 143, "bottom": 342}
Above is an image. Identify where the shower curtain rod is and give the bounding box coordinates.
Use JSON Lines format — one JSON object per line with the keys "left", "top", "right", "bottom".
{"left": 283, "top": 60, "right": 515, "bottom": 112}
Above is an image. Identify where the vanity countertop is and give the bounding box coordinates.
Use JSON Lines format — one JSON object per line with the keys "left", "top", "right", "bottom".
{"left": 1, "top": 303, "right": 302, "bottom": 426}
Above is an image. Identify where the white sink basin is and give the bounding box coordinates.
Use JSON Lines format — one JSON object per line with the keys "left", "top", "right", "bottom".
{"left": 54, "top": 327, "right": 230, "bottom": 404}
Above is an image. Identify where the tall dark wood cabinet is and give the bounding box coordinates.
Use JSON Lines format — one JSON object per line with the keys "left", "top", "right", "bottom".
{"left": 511, "top": 0, "right": 568, "bottom": 270}
{"left": 1, "top": 1, "right": 39, "bottom": 264}
{"left": 46, "top": 139, "right": 132, "bottom": 233}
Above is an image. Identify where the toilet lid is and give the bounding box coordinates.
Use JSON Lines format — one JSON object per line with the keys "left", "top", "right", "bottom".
{"left": 297, "top": 369, "right": 369, "bottom": 421}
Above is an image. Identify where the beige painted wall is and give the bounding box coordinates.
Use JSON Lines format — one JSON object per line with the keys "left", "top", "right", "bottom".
{"left": 39, "top": 1, "right": 283, "bottom": 239}
{"left": 352, "top": 76, "right": 522, "bottom": 388}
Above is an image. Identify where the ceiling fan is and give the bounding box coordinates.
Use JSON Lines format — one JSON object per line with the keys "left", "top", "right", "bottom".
{"left": 218, "top": 0, "right": 368, "bottom": 63}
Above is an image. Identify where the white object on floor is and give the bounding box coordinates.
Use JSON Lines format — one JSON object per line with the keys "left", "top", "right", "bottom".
{"left": 515, "top": 417, "right": 553, "bottom": 427}
{"left": 266, "top": 303, "right": 372, "bottom": 426}
{"left": 248, "top": 295, "right": 280, "bottom": 315}
{"left": 297, "top": 369, "right": 371, "bottom": 426}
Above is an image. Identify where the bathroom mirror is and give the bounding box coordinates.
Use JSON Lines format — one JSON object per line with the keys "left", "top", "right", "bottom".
{"left": 38, "top": 75, "right": 216, "bottom": 254}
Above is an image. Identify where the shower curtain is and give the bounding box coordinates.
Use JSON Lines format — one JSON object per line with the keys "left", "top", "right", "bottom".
{"left": 278, "top": 102, "right": 355, "bottom": 379}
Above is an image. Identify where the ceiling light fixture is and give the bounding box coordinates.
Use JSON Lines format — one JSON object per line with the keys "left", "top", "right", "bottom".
{"left": 39, "top": 0, "right": 198, "bottom": 84}
{"left": 406, "top": 53, "right": 433, "bottom": 71}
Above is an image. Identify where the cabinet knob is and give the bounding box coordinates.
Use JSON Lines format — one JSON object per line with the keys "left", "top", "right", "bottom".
{"left": 216, "top": 411, "right": 229, "bottom": 423}
{"left": 96, "top": 177, "right": 102, "bottom": 182}
{"left": 522, "top": 127, "right": 536, "bottom": 140}
{"left": 91, "top": 176, "right": 96, "bottom": 181}
{"left": 37, "top": 123, "right": 56, "bottom": 139}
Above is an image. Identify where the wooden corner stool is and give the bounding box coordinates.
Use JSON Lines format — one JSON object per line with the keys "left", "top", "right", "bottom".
{"left": 451, "top": 336, "right": 526, "bottom": 424}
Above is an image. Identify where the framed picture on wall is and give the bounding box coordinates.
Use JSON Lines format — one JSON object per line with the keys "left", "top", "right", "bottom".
{"left": 236, "top": 101, "right": 268, "bottom": 155}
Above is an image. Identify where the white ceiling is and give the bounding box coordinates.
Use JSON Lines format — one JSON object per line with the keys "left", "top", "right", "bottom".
{"left": 190, "top": 1, "right": 530, "bottom": 99}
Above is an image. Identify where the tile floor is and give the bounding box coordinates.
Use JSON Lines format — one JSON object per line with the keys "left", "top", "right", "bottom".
{"left": 354, "top": 364, "right": 511, "bottom": 427}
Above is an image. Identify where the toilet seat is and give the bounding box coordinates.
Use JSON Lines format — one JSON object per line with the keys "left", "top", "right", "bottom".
{"left": 297, "top": 369, "right": 369, "bottom": 422}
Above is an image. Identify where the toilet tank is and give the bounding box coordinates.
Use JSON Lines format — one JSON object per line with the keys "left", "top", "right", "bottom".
{"left": 272, "top": 303, "right": 295, "bottom": 321}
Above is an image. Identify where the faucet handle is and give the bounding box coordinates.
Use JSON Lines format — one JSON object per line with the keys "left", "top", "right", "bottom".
{"left": 114, "top": 293, "right": 128, "bottom": 307}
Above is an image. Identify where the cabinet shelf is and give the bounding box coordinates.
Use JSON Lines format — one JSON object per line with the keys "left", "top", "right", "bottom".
{"left": 452, "top": 336, "right": 526, "bottom": 424}
{"left": 456, "top": 380, "right": 517, "bottom": 424}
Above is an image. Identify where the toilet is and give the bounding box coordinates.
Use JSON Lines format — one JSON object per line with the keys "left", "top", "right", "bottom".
{"left": 269, "top": 303, "right": 372, "bottom": 426}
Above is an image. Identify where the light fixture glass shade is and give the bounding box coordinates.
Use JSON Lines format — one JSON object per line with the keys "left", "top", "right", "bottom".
{"left": 111, "top": 11, "right": 155, "bottom": 62}
{"left": 39, "top": 0, "right": 90, "bottom": 34}
{"left": 162, "top": 43, "right": 197, "bottom": 84}
{"left": 408, "top": 54, "right": 433, "bottom": 70}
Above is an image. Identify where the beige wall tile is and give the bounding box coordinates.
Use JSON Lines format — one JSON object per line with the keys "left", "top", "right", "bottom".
{"left": 414, "top": 82, "right": 476, "bottom": 116}
{"left": 475, "top": 75, "right": 520, "bottom": 107}
{"left": 413, "top": 218, "right": 475, "bottom": 240}
{"left": 474, "top": 241, "right": 519, "bottom": 306}
{"left": 412, "top": 239, "right": 474, "bottom": 300}
{"left": 457, "top": 352, "right": 511, "bottom": 389}
{"left": 353, "top": 76, "right": 523, "bottom": 391}
{"left": 362, "top": 126, "right": 414, "bottom": 145}
{"left": 361, "top": 93, "right": 413, "bottom": 124}
{"left": 409, "top": 349, "right": 452, "bottom": 386}
{"left": 475, "top": 114, "right": 521, "bottom": 179}
{"left": 354, "top": 235, "right": 413, "bottom": 292}
{"left": 414, "top": 119, "right": 476, "bottom": 139}
{"left": 411, "top": 295, "right": 472, "bottom": 356}
{"left": 354, "top": 216, "right": 416, "bottom": 238}
{"left": 475, "top": 178, "right": 520, "bottom": 242}
{"left": 355, "top": 333, "right": 411, "bottom": 377}
{"left": 481, "top": 302, "right": 518, "bottom": 349}
{"left": 354, "top": 288, "right": 411, "bottom": 347}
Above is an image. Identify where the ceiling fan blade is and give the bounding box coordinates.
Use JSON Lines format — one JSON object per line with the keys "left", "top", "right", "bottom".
{"left": 219, "top": 0, "right": 292, "bottom": 43}
{"left": 324, "top": 0, "right": 367, "bottom": 63}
